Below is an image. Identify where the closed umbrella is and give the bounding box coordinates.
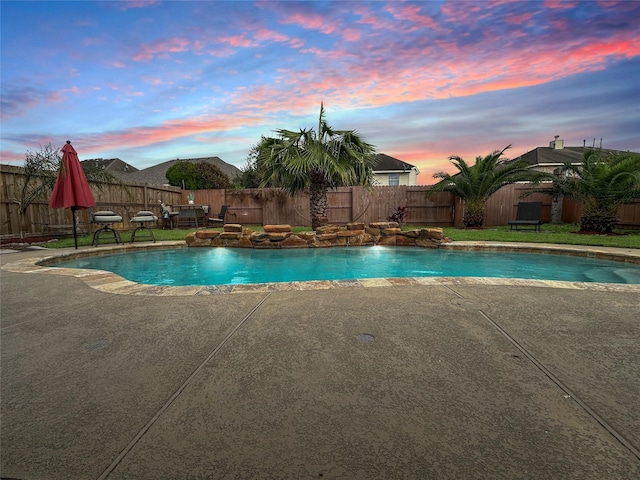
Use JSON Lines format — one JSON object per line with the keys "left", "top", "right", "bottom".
{"left": 49, "top": 141, "right": 96, "bottom": 249}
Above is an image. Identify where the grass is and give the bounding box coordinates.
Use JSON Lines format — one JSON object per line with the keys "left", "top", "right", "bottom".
{"left": 43, "top": 223, "right": 640, "bottom": 249}
{"left": 440, "top": 224, "right": 640, "bottom": 249}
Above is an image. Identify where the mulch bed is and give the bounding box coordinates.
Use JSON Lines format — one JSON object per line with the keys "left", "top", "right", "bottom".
{"left": 1, "top": 236, "right": 58, "bottom": 247}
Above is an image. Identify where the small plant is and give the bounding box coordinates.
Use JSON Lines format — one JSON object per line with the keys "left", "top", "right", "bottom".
{"left": 388, "top": 205, "right": 409, "bottom": 224}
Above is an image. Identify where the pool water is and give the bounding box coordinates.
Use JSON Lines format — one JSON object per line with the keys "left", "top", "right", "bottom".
{"left": 55, "top": 247, "right": 640, "bottom": 286}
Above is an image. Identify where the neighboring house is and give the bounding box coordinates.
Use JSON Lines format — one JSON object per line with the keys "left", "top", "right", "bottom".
{"left": 512, "top": 135, "right": 631, "bottom": 174}
{"left": 81, "top": 158, "right": 139, "bottom": 181}
{"left": 510, "top": 135, "right": 638, "bottom": 224}
{"left": 372, "top": 153, "right": 420, "bottom": 186}
{"left": 120, "top": 156, "right": 242, "bottom": 186}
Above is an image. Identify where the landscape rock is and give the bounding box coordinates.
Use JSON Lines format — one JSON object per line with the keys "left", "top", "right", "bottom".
{"left": 195, "top": 230, "right": 221, "bottom": 239}
{"left": 185, "top": 223, "right": 449, "bottom": 249}
{"left": 316, "top": 225, "right": 341, "bottom": 234}
{"left": 281, "top": 235, "right": 309, "bottom": 248}
{"left": 264, "top": 224, "right": 292, "bottom": 233}
{"left": 346, "top": 222, "right": 365, "bottom": 230}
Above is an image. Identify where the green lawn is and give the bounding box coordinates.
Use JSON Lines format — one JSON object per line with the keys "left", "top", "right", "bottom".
{"left": 44, "top": 223, "right": 640, "bottom": 249}
{"left": 437, "top": 224, "right": 640, "bottom": 249}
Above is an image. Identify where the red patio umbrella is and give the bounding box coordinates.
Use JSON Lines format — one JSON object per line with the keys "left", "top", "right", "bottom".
{"left": 49, "top": 141, "right": 96, "bottom": 249}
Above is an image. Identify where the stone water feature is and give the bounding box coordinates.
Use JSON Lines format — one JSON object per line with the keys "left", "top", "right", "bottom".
{"left": 185, "top": 222, "right": 449, "bottom": 249}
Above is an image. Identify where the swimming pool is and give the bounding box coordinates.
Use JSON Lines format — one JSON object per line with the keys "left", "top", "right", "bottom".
{"left": 54, "top": 246, "right": 640, "bottom": 286}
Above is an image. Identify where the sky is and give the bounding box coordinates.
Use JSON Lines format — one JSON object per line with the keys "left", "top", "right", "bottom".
{"left": 1, "top": 0, "right": 639, "bottom": 184}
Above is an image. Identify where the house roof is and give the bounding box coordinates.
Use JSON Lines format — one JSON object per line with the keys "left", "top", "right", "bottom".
{"left": 373, "top": 153, "right": 418, "bottom": 172}
{"left": 81, "top": 158, "right": 139, "bottom": 180}
{"left": 121, "top": 156, "right": 242, "bottom": 186}
{"left": 513, "top": 146, "right": 631, "bottom": 167}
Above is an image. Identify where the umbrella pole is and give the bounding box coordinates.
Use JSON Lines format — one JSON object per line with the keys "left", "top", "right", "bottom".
{"left": 72, "top": 206, "right": 78, "bottom": 250}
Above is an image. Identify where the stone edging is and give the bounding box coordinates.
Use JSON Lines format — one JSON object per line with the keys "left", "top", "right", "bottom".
{"left": 2, "top": 238, "right": 639, "bottom": 296}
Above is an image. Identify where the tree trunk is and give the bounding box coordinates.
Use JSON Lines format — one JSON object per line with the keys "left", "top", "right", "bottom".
{"left": 550, "top": 195, "right": 564, "bottom": 224}
{"left": 18, "top": 208, "right": 28, "bottom": 239}
{"left": 309, "top": 176, "right": 329, "bottom": 230}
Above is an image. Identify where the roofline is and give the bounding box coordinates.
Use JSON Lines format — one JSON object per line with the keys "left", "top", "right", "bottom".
{"left": 373, "top": 169, "right": 418, "bottom": 174}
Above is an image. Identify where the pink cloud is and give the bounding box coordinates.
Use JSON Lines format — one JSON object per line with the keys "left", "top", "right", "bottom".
{"left": 133, "top": 37, "right": 191, "bottom": 61}
{"left": 141, "top": 76, "right": 164, "bottom": 86}
{"left": 543, "top": 0, "right": 578, "bottom": 9}
{"left": 597, "top": 0, "right": 640, "bottom": 9}
{"left": 503, "top": 11, "right": 535, "bottom": 25}
{"left": 440, "top": 2, "right": 490, "bottom": 23}
{"left": 352, "top": 4, "right": 395, "bottom": 30}
{"left": 254, "top": 28, "right": 289, "bottom": 43}
{"left": 249, "top": 27, "right": 304, "bottom": 49}
{"left": 0, "top": 150, "right": 26, "bottom": 163}
{"left": 218, "top": 34, "right": 256, "bottom": 48}
{"left": 46, "top": 91, "right": 63, "bottom": 103}
{"left": 342, "top": 28, "right": 361, "bottom": 42}
{"left": 117, "top": 0, "right": 161, "bottom": 11}
{"left": 281, "top": 11, "right": 338, "bottom": 35}
{"left": 383, "top": 3, "right": 440, "bottom": 31}
{"left": 79, "top": 113, "right": 269, "bottom": 154}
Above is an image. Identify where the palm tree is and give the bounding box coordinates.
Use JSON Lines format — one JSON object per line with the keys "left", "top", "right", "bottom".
{"left": 428, "top": 146, "right": 552, "bottom": 228}
{"left": 542, "top": 150, "right": 640, "bottom": 233}
{"left": 255, "top": 103, "right": 378, "bottom": 229}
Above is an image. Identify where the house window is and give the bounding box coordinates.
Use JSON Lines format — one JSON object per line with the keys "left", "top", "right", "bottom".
{"left": 388, "top": 174, "right": 399, "bottom": 186}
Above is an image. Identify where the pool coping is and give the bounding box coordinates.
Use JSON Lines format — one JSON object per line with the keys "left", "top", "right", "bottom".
{"left": 2, "top": 241, "right": 640, "bottom": 296}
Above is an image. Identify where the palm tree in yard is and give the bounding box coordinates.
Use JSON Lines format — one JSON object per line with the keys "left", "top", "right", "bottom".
{"left": 541, "top": 150, "right": 640, "bottom": 233}
{"left": 255, "top": 103, "right": 378, "bottom": 229}
{"left": 428, "top": 146, "right": 552, "bottom": 228}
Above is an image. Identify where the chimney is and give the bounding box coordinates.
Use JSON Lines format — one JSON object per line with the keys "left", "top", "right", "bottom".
{"left": 549, "top": 135, "right": 564, "bottom": 150}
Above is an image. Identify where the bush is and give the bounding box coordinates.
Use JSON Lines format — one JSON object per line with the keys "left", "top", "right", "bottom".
{"left": 388, "top": 206, "right": 409, "bottom": 223}
{"left": 166, "top": 161, "right": 231, "bottom": 189}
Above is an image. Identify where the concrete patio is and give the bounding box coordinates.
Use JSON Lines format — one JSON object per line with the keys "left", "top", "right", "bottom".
{"left": 1, "top": 244, "right": 639, "bottom": 479}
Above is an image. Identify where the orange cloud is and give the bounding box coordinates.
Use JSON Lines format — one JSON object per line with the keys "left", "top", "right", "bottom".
{"left": 79, "top": 112, "right": 268, "bottom": 154}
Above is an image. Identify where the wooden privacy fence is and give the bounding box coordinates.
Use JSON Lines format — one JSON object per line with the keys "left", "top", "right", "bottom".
{"left": 170, "top": 183, "right": 640, "bottom": 229}
{"left": 193, "top": 184, "right": 556, "bottom": 228}
{"left": 1, "top": 164, "right": 181, "bottom": 237}
{"left": 2, "top": 163, "right": 640, "bottom": 237}
{"left": 191, "top": 186, "right": 456, "bottom": 228}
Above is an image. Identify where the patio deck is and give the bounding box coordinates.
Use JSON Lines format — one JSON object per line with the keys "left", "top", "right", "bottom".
{"left": 1, "top": 243, "right": 639, "bottom": 479}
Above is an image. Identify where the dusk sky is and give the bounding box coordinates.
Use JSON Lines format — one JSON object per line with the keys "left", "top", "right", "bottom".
{"left": 1, "top": 0, "right": 639, "bottom": 184}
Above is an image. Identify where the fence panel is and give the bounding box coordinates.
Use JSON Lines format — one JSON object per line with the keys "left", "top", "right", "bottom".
{"left": 618, "top": 200, "right": 640, "bottom": 227}
{"left": 327, "top": 188, "right": 353, "bottom": 224}
{"left": 224, "top": 189, "right": 263, "bottom": 225}
{"left": 483, "top": 183, "right": 554, "bottom": 226}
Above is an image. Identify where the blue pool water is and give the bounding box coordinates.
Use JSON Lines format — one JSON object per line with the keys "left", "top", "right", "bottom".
{"left": 55, "top": 247, "right": 640, "bottom": 286}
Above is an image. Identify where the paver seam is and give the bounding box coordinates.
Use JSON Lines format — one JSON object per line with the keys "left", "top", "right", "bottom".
{"left": 444, "top": 284, "right": 640, "bottom": 461}
{"left": 96, "top": 292, "right": 273, "bottom": 480}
